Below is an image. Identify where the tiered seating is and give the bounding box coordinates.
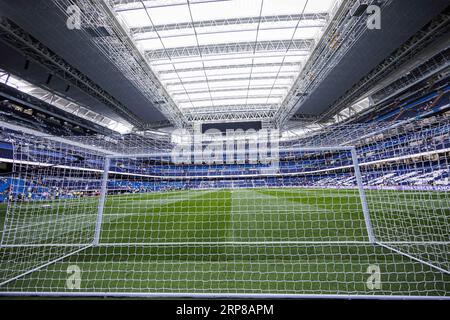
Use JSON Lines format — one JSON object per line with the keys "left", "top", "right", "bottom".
{"left": 0, "top": 98, "right": 449, "bottom": 201}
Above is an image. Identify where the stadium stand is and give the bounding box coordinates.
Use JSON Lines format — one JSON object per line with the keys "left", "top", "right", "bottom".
{"left": 2, "top": 104, "right": 449, "bottom": 201}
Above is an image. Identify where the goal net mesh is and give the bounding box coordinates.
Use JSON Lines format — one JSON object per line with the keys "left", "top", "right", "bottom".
{"left": 0, "top": 118, "right": 448, "bottom": 297}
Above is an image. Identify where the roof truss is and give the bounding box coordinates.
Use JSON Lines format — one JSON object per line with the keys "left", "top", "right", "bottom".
{"left": 107, "top": 0, "right": 339, "bottom": 125}
{"left": 145, "top": 39, "right": 315, "bottom": 60}
{"left": 129, "top": 12, "right": 328, "bottom": 34}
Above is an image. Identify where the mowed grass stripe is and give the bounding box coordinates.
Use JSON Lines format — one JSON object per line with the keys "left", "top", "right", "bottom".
{"left": 100, "top": 190, "right": 232, "bottom": 243}
{"left": 3, "top": 243, "right": 449, "bottom": 295}
{"left": 0, "top": 188, "right": 449, "bottom": 296}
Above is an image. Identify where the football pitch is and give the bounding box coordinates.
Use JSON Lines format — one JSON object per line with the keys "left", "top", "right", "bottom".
{"left": 0, "top": 188, "right": 448, "bottom": 296}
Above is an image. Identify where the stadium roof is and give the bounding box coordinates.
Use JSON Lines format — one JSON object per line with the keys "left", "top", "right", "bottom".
{"left": 0, "top": 0, "right": 448, "bottom": 132}
{"left": 0, "top": 70, "right": 133, "bottom": 134}
{"left": 109, "top": 0, "right": 336, "bottom": 122}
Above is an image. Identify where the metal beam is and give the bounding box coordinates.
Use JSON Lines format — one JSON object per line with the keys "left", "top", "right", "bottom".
{"left": 184, "top": 106, "right": 277, "bottom": 122}
{"left": 135, "top": 24, "right": 324, "bottom": 42}
{"left": 112, "top": 0, "right": 231, "bottom": 11}
{"left": 129, "top": 13, "right": 329, "bottom": 34}
{"left": 141, "top": 119, "right": 173, "bottom": 129}
{"left": 161, "top": 71, "right": 298, "bottom": 82}
{"left": 0, "top": 82, "right": 116, "bottom": 135}
{"left": 175, "top": 94, "right": 284, "bottom": 103}
{"left": 183, "top": 104, "right": 278, "bottom": 114}
{"left": 273, "top": 0, "right": 369, "bottom": 126}
{"left": 51, "top": 0, "right": 188, "bottom": 128}
{"left": 290, "top": 113, "right": 322, "bottom": 122}
{"left": 170, "top": 86, "right": 290, "bottom": 96}
{"left": 0, "top": 17, "right": 144, "bottom": 128}
{"left": 145, "top": 39, "right": 315, "bottom": 60}
{"left": 156, "top": 61, "right": 302, "bottom": 75}
{"left": 163, "top": 75, "right": 296, "bottom": 86}
{"left": 319, "top": 9, "right": 450, "bottom": 122}
{"left": 186, "top": 112, "right": 276, "bottom": 122}
{"left": 150, "top": 52, "right": 308, "bottom": 66}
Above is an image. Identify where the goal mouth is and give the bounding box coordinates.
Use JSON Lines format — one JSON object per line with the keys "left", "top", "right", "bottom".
{"left": 0, "top": 122, "right": 449, "bottom": 298}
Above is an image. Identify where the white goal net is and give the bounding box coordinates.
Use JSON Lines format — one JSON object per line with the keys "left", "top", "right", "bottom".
{"left": 0, "top": 117, "right": 448, "bottom": 298}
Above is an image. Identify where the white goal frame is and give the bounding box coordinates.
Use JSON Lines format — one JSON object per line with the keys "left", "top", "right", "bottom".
{"left": 91, "top": 146, "right": 376, "bottom": 248}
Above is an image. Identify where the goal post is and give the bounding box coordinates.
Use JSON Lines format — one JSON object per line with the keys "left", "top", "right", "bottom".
{"left": 350, "top": 147, "right": 376, "bottom": 244}
{"left": 92, "top": 146, "right": 377, "bottom": 247}
{"left": 0, "top": 136, "right": 107, "bottom": 289}
{"left": 93, "top": 157, "right": 110, "bottom": 246}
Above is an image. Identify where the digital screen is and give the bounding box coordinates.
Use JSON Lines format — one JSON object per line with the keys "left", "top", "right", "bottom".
{"left": 201, "top": 121, "right": 262, "bottom": 133}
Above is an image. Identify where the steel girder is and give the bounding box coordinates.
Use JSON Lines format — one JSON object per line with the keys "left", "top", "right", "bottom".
{"left": 107, "top": 1, "right": 332, "bottom": 125}
{"left": 141, "top": 119, "right": 173, "bottom": 129}
{"left": 185, "top": 108, "right": 277, "bottom": 122}
{"left": 145, "top": 39, "right": 315, "bottom": 60}
{"left": 150, "top": 52, "right": 309, "bottom": 66}
{"left": 111, "top": 0, "right": 230, "bottom": 11}
{"left": 175, "top": 94, "right": 284, "bottom": 104}
{"left": 0, "top": 80, "right": 116, "bottom": 135}
{"left": 163, "top": 75, "right": 296, "bottom": 86}
{"left": 156, "top": 61, "right": 302, "bottom": 75}
{"left": 273, "top": 0, "right": 370, "bottom": 126}
{"left": 51, "top": 0, "right": 188, "bottom": 128}
{"left": 169, "top": 86, "right": 290, "bottom": 96}
{"left": 0, "top": 16, "right": 146, "bottom": 128}
{"left": 290, "top": 113, "right": 323, "bottom": 122}
{"left": 128, "top": 13, "right": 329, "bottom": 35}
{"left": 273, "top": 0, "right": 445, "bottom": 127}
{"left": 183, "top": 103, "right": 278, "bottom": 113}
{"left": 319, "top": 9, "right": 450, "bottom": 122}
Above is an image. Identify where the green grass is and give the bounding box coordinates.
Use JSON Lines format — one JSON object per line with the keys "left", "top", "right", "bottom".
{"left": 0, "top": 203, "right": 6, "bottom": 233}
{"left": 0, "top": 188, "right": 448, "bottom": 296}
